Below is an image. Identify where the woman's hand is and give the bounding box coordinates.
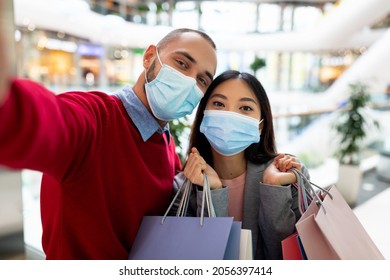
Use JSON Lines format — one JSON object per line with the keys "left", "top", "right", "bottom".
{"left": 183, "top": 147, "right": 223, "bottom": 189}
{"left": 263, "top": 153, "right": 302, "bottom": 186}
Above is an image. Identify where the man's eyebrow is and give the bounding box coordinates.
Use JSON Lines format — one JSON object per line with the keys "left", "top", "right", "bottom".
{"left": 176, "top": 51, "right": 196, "bottom": 63}
{"left": 176, "top": 51, "right": 214, "bottom": 82}
{"left": 205, "top": 71, "right": 214, "bottom": 82}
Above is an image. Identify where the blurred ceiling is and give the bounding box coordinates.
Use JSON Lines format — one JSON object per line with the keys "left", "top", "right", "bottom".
{"left": 111, "top": 0, "right": 338, "bottom": 9}
{"left": 13, "top": 0, "right": 390, "bottom": 51}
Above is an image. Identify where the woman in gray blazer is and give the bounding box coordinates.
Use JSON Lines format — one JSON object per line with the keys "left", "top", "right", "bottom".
{"left": 173, "top": 70, "right": 310, "bottom": 260}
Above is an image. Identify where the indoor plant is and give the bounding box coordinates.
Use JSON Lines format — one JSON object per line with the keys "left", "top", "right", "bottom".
{"left": 250, "top": 56, "right": 266, "bottom": 76}
{"left": 334, "top": 81, "right": 379, "bottom": 207}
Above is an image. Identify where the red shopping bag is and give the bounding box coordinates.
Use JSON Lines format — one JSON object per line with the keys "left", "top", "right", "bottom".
{"left": 282, "top": 232, "right": 307, "bottom": 260}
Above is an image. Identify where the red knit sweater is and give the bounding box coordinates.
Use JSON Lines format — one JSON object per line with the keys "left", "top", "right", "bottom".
{"left": 0, "top": 79, "right": 182, "bottom": 259}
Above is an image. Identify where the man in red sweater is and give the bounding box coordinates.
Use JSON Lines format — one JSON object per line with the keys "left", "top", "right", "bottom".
{"left": 0, "top": 6, "right": 217, "bottom": 258}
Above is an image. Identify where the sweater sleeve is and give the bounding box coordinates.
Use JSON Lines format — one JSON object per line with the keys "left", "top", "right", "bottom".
{"left": 195, "top": 186, "right": 228, "bottom": 217}
{"left": 257, "top": 164, "right": 310, "bottom": 259}
{"left": 0, "top": 79, "right": 104, "bottom": 182}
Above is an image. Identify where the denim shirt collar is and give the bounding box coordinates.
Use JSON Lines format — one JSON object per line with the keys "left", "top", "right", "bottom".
{"left": 115, "top": 85, "right": 170, "bottom": 142}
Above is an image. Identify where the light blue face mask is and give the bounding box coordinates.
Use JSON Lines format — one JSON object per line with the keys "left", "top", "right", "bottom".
{"left": 200, "top": 110, "right": 262, "bottom": 156}
{"left": 145, "top": 49, "right": 203, "bottom": 121}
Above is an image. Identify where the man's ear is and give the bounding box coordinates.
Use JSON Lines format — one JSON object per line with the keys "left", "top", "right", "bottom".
{"left": 143, "top": 45, "right": 156, "bottom": 69}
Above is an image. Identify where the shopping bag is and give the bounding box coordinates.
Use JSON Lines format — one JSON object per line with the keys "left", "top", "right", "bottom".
{"left": 296, "top": 235, "right": 307, "bottom": 260}
{"left": 128, "top": 215, "right": 236, "bottom": 260}
{"left": 223, "top": 221, "right": 241, "bottom": 260}
{"left": 223, "top": 222, "right": 253, "bottom": 260}
{"left": 282, "top": 232, "right": 305, "bottom": 260}
{"left": 282, "top": 168, "right": 316, "bottom": 260}
{"left": 128, "top": 174, "right": 240, "bottom": 260}
{"left": 293, "top": 170, "right": 385, "bottom": 260}
{"left": 239, "top": 229, "right": 253, "bottom": 260}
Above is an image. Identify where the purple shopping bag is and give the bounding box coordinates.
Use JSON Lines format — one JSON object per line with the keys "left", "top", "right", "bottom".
{"left": 128, "top": 216, "right": 237, "bottom": 260}
{"left": 128, "top": 174, "right": 241, "bottom": 260}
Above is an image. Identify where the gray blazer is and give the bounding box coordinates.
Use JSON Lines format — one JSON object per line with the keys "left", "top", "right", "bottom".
{"left": 171, "top": 160, "right": 310, "bottom": 260}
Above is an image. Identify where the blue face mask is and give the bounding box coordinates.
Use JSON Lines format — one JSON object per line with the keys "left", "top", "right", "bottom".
{"left": 145, "top": 50, "right": 203, "bottom": 121}
{"left": 200, "top": 110, "right": 262, "bottom": 156}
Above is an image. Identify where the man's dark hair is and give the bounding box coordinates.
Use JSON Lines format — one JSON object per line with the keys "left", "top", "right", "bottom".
{"left": 157, "top": 28, "right": 216, "bottom": 50}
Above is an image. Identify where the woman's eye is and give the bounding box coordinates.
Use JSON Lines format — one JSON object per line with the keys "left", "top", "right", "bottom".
{"left": 241, "top": 106, "right": 253, "bottom": 112}
{"left": 212, "top": 101, "right": 224, "bottom": 108}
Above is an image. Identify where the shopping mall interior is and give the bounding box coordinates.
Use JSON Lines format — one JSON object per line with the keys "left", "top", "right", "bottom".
{"left": 1, "top": 0, "right": 390, "bottom": 260}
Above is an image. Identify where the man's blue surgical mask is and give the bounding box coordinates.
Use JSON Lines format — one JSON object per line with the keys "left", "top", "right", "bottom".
{"left": 200, "top": 110, "right": 263, "bottom": 156}
{"left": 145, "top": 49, "right": 203, "bottom": 121}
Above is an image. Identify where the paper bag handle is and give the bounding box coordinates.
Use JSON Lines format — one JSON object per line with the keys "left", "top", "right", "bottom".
{"left": 162, "top": 173, "right": 215, "bottom": 226}
{"left": 290, "top": 168, "right": 333, "bottom": 214}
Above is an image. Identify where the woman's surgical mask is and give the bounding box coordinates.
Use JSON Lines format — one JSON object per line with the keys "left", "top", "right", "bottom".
{"left": 145, "top": 49, "right": 203, "bottom": 121}
{"left": 200, "top": 110, "right": 263, "bottom": 156}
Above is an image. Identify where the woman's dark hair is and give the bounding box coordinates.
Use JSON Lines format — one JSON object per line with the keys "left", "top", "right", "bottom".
{"left": 187, "top": 70, "right": 277, "bottom": 165}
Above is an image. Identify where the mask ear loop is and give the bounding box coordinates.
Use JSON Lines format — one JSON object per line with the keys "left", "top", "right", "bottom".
{"left": 155, "top": 47, "right": 163, "bottom": 67}
{"left": 144, "top": 71, "right": 149, "bottom": 84}
{"left": 258, "top": 119, "right": 264, "bottom": 135}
